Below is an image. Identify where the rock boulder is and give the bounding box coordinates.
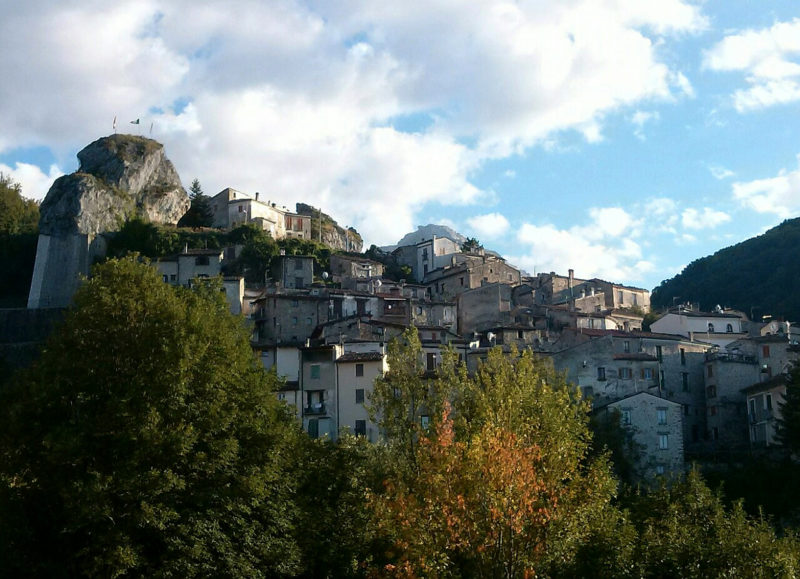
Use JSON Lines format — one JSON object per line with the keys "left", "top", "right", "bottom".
{"left": 39, "top": 134, "right": 189, "bottom": 236}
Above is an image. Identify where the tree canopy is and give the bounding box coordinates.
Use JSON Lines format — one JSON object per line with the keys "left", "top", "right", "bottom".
{"left": 0, "top": 173, "right": 39, "bottom": 306}
{"left": 177, "top": 178, "right": 214, "bottom": 228}
{"left": 0, "top": 257, "right": 302, "bottom": 577}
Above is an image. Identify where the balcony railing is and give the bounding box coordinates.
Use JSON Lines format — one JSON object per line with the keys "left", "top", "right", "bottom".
{"left": 304, "top": 403, "right": 327, "bottom": 415}
{"left": 704, "top": 351, "right": 757, "bottom": 364}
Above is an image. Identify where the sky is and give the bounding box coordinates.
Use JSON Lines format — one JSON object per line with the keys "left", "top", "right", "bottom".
{"left": 2, "top": 1, "right": 800, "bottom": 291}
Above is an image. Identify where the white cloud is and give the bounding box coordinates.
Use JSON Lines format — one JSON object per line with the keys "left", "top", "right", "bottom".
{"left": 0, "top": 0, "right": 706, "bottom": 245}
{"left": 0, "top": 162, "right": 63, "bottom": 201}
{"left": 630, "top": 110, "right": 660, "bottom": 139}
{"left": 704, "top": 18, "right": 800, "bottom": 111}
{"left": 466, "top": 213, "right": 511, "bottom": 240}
{"left": 681, "top": 207, "right": 731, "bottom": 230}
{"left": 732, "top": 155, "right": 800, "bottom": 217}
{"left": 709, "top": 165, "right": 735, "bottom": 180}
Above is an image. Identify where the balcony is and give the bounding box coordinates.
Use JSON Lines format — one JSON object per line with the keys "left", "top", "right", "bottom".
{"left": 704, "top": 351, "right": 757, "bottom": 364}
{"left": 304, "top": 402, "right": 327, "bottom": 415}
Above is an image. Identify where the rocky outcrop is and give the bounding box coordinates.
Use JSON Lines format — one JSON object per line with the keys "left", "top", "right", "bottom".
{"left": 29, "top": 134, "right": 189, "bottom": 308}
{"left": 39, "top": 135, "right": 188, "bottom": 236}
{"left": 295, "top": 203, "right": 363, "bottom": 252}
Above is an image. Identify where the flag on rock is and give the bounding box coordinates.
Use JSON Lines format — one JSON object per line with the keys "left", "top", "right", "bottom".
{"left": 112, "top": 116, "right": 117, "bottom": 130}
{"left": 130, "top": 118, "right": 140, "bottom": 125}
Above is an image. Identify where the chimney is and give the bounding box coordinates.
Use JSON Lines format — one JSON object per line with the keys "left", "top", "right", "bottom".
{"left": 255, "top": 192, "right": 260, "bottom": 201}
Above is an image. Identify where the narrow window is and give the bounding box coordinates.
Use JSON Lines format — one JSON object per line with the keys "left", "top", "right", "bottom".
{"left": 355, "top": 389, "right": 365, "bottom": 404}
{"left": 597, "top": 367, "right": 606, "bottom": 381}
{"left": 310, "top": 364, "right": 320, "bottom": 379}
{"left": 682, "top": 372, "right": 689, "bottom": 392}
{"left": 680, "top": 348, "right": 686, "bottom": 365}
{"left": 659, "top": 434, "right": 669, "bottom": 450}
{"left": 657, "top": 408, "right": 667, "bottom": 425}
{"left": 354, "top": 420, "right": 366, "bottom": 436}
{"left": 763, "top": 345, "right": 771, "bottom": 358}
{"left": 355, "top": 363, "right": 364, "bottom": 377}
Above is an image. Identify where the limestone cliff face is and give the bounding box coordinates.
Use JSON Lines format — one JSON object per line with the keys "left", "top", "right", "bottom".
{"left": 295, "top": 203, "right": 363, "bottom": 252}
{"left": 39, "top": 134, "right": 189, "bottom": 236}
{"left": 29, "top": 134, "right": 189, "bottom": 308}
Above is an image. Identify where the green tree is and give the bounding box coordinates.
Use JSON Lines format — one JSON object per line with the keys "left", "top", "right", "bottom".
{"left": 776, "top": 363, "right": 800, "bottom": 453}
{"left": 177, "top": 178, "right": 214, "bottom": 228}
{"left": 461, "top": 237, "right": 482, "bottom": 253}
{"left": 0, "top": 172, "right": 39, "bottom": 235}
{"left": 368, "top": 335, "right": 625, "bottom": 576}
{"left": 627, "top": 470, "right": 800, "bottom": 577}
{"left": 0, "top": 257, "right": 302, "bottom": 577}
{"left": 0, "top": 173, "right": 39, "bottom": 305}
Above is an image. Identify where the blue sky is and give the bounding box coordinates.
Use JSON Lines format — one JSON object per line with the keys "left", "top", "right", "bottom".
{"left": 2, "top": 1, "right": 800, "bottom": 291}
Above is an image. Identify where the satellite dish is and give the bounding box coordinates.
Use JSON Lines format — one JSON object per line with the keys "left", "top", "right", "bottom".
{"left": 487, "top": 332, "right": 496, "bottom": 342}
{"left": 374, "top": 279, "right": 382, "bottom": 287}
{"left": 322, "top": 272, "right": 329, "bottom": 280}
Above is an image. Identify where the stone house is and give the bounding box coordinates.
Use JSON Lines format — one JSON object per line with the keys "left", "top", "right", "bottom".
{"left": 210, "top": 187, "right": 311, "bottom": 239}
{"left": 550, "top": 330, "right": 711, "bottom": 454}
{"left": 743, "top": 375, "right": 788, "bottom": 449}
{"left": 703, "top": 348, "right": 759, "bottom": 452}
{"left": 335, "top": 348, "right": 387, "bottom": 441}
{"left": 597, "top": 392, "right": 684, "bottom": 479}
{"left": 651, "top": 306, "right": 748, "bottom": 348}
{"left": 155, "top": 248, "right": 244, "bottom": 314}
{"left": 270, "top": 255, "right": 315, "bottom": 289}
{"left": 329, "top": 254, "right": 384, "bottom": 291}
{"left": 425, "top": 255, "right": 521, "bottom": 302}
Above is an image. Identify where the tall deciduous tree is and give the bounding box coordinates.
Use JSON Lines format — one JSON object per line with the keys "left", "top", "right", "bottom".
{"left": 368, "top": 334, "right": 625, "bottom": 576}
{"left": 0, "top": 257, "right": 302, "bottom": 577}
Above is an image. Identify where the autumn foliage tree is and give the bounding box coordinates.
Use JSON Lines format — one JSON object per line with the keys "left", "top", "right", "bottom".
{"left": 367, "top": 330, "right": 624, "bottom": 577}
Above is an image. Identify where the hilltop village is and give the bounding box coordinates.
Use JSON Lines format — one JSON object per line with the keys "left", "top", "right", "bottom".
{"left": 21, "top": 135, "right": 799, "bottom": 482}
{"left": 149, "top": 187, "right": 798, "bottom": 480}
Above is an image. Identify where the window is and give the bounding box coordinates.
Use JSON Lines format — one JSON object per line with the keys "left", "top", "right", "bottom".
{"left": 657, "top": 408, "right": 667, "bottom": 425}
{"left": 170, "top": 274, "right": 177, "bottom": 282}
{"left": 420, "top": 415, "right": 430, "bottom": 429}
{"left": 306, "top": 317, "right": 312, "bottom": 325}
{"left": 354, "top": 420, "right": 366, "bottom": 436}
{"left": 682, "top": 372, "right": 689, "bottom": 392}
{"left": 356, "top": 363, "right": 364, "bottom": 377}
{"left": 726, "top": 323, "right": 733, "bottom": 333}
{"left": 642, "top": 368, "right": 654, "bottom": 380}
{"left": 292, "top": 316, "right": 298, "bottom": 326}
{"left": 749, "top": 399, "right": 756, "bottom": 419}
{"left": 766, "top": 394, "right": 773, "bottom": 411}
{"left": 238, "top": 204, "right": 244, "bottom": 213}
{"left": 597, "top": 367, "right": 606, "bottom": 381}
{"left": 763, "top": 345, "right": 771, "bottom": 358}
{"left": 708, "top": 323, "right": 715, "bottom": 333}
{"left": 621, "top": 409, "right": 632, "bottom": 425}
{"left": 619, "top": 367, "right": 632, "bottom": 380}
{"left": 618, "top": 291, "right": 624, "bottom": 304}
{"left": 680, "top": 348, "right": 686, "bottom": 365}
{"left": 195, "top": 255, "right": 210, "bottom": 266}
{"left": 355, "top": 389, "right": 365, "bottom": 404}
{"left": 427, "top": 352, "right": 436, "bottom": 371}
{"left": 659, "top": 434, "right": 669, "bottom": 450}
{"left": 707, "top": 365, "right": 713, "bottom": 378}
{"left": 517, "top": 330, "right": 524, "bottom": 339}
{"left": 308, "top": 418, "right": 319, "bottom": 438}
{"left": 656, "top": 345, "right": 663, "bottom": 362}
{"left": 656, "top": 464, "right": 665, "bottom": 475}
{"left": 706, "top": 385, "right": 716, "bottom": 398}
{"left": 624, "top": 340, "right": 630, "bottom": 353}
{"left": 162, "top": 274, "right": 169, "bottom": 283}
{"left": 310, "top": 364, "right": 320, "bottom": 379}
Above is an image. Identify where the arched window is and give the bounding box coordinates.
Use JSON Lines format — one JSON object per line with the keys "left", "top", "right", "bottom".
{"left": 708, "top": 322, "right": 715, "bottom": 333}
{"left": 726, "top": 323, "right": 733, "bottom": 333}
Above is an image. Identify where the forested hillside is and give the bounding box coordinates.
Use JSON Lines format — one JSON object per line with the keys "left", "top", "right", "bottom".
{"left": 651, "top": 217, "right": 800, "bottom": 320}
